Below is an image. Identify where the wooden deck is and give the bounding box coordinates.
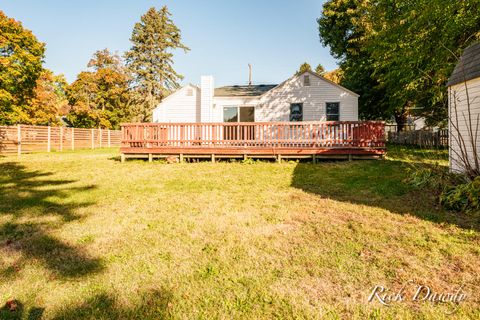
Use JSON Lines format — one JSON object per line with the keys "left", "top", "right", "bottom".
{"left": 120, "top": 121, "right": 386, "bottom": 162}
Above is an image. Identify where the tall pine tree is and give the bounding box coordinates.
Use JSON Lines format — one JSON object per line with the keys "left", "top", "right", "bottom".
{"left": 125, "top": 7, "right": 189, "bottom": 122}
{"left": 296, "top": 62, "right": 312, "bottom": 75}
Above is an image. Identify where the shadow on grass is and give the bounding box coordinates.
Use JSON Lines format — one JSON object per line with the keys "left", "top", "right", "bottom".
{"left": 291, "top": 160, "right": 479, "bottom": 231}
{"left": 0, "top": 300, "right": 44, "bottom": 320}
{"left": 52, "top": 288, "right": 173, "bottom": 320}
{"left": 0, "top": 162, "right": 103, "bottom": 279}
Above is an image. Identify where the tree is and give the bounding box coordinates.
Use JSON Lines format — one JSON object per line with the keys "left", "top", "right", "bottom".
{"left": 318, "top": 0, "right": 480, "bottom": 129}
{"left": 125, "top": 6, "right": 189, "bottom": 122}
{"left": 0, "top": 11, "right": 45, "bottom": 124}
{"left": 323, "top": 68, "right": 343, "bottom": 84}
{"left": 296, "top": 62, "right": 312, "bottom": 75}
{"left": 365, "top": 0, "right": 480, "bottom": 127}
{"left": 318, "top": 0, "right": 390, "bottom": 123}
{"left": 67, "top": 49, "right": 132, "bottom": 129}
{"left": 27, "top": 70, "right": 68, "bottom": 125}
{"left": 315, "top": 64, "right": 326, "bottom": 75}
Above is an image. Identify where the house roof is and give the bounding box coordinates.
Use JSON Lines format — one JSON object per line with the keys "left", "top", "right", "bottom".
{"left": 214, "top": 84, "right": 277, "bottom": 97}
{"left": 447, "top": 42, "right": 480, "bottom": 87}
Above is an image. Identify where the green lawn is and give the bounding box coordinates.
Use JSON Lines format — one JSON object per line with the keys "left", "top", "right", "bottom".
{"left": 0, "top": 146, "right": 478, "bottom": 319}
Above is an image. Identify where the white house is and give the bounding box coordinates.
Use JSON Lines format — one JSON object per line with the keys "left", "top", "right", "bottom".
{"left": 447, "top": 42, "right": 480, "bottom": 174}
{"left": 152, "top": 71, "right": 359, "bottom": 124}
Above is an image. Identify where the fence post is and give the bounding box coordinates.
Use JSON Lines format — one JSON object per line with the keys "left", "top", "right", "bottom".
{"left": 108, "top": 129, "right": 111, "bottom": 147}
{"left": 59, "top": 127, "right": 63, "bottom": 152}
{"left": 47, "top": 126, "right": 51, "bottom": 152}
{"left": 71, "top": 127, "right": 75, "bottom": 150}
{"left": 91, "top": 128, "right": 94, "bottom": 149}
{"left": 99, "top": 128, "right": 102, "bottom": 148}
{"left": 17, "top": 124, "right": 21, "bottom": 156}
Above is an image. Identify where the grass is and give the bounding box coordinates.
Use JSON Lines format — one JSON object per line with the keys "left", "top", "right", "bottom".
{"left": 0, "top": 145, "right": 478, "bottom": 319}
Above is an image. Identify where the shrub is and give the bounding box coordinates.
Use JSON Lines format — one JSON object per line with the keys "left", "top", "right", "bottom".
{"left": 440, "top": 177, "right": 480, "bottom": 213}
{"left": 404, "top": 164, "right": 451, "bottom": 189}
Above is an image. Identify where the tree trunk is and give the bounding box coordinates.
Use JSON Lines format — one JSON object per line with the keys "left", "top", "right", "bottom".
{"left": 394, "top": 110, "right": 408, "bottom": 132}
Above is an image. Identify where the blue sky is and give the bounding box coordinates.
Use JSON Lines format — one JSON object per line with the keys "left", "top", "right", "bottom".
{"left": 2, "top": 0, "right": 335, "bottom": 86}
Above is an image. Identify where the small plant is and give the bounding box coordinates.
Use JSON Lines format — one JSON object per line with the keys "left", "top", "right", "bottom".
{"left": 241, "top": 158, "right": 256, "bottom": 165}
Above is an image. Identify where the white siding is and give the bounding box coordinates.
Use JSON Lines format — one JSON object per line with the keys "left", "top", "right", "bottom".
{"left": 257, "top": 73, "right": 358, "bottom": 122}
{"left": 152, "top": 85, "right": 200, "bottom": 123}
{"left": 449, "top": 77, "right": 480, "bottom": 173}
{"left": 152, "top": 73, "right": 359, "bottom": 125}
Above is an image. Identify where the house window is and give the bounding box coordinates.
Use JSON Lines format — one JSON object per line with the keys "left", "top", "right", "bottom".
{"left": 290, "top": 103, "right": 303, "bottom": 121}
{"left": 223, "top": 107, "right": 238, "bottom": 122}
{"left": 304, "top": 75, "right": 310, "bottom": 86}
{"left": 186, "top": 88, "right": 194, "bottom": 96}
{"left": 223, "top": 106, "right": 255, "bottom": 122}
{"left": 326, "top": 102, "right": 340, "bottom": 121}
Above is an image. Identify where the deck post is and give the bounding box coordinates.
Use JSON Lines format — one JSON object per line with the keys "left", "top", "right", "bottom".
{"left": 312, "top": 155, "right": 317, "bottom": 164}
{"left": 277, "top": 154, "right": 282, "bottom": 163}
{"left": 348, "top": 154, "right": 353, "bottom": 161}
{"left": 243, "top": 154, "right": 247, "bottom": 160}
{"left": 148, "top": 153, "right": 153, "bottom": 162}
{"left": 211, "top": 154, "right": 216, "bottom": 163}
{"left": 179, "top": 154, "right": 184, "bottom": 163}
{"left": 121, "top": 153, "right": 125, "bottom": 163}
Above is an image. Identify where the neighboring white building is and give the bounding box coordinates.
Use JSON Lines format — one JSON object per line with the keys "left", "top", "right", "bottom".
{"left": 152, "top": 71, "right": 359, "bottom": 123}
{"left": 447, "top": 42, "right": 480, "bottom": 173}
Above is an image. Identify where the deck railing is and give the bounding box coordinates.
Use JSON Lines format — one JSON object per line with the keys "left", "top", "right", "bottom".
{"left": 121, "top": 121, "right": 385, "bottom": 149}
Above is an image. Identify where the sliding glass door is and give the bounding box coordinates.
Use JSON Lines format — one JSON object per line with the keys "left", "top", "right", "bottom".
{"left": 223, "top": 106, "right": 255, "bottom": 140}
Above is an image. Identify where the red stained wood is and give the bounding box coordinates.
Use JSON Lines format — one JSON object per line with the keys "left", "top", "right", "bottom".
{"left": 120, "top": 121, "right": 386, "bottom": 156}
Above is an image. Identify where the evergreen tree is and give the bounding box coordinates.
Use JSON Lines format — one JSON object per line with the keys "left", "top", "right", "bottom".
{"left": 125, "top": 7, "right": 189, "bottom": 122}
{"left": 315, "top": 64, "right": 326, "bottom": 75}
{"left": 296, "top": 62, "right": 312, "bottom": 75}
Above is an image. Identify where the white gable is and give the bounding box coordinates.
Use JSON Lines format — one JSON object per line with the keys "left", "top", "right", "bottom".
{"left": 153, "top": 84, "right": 200, "bottom": 123}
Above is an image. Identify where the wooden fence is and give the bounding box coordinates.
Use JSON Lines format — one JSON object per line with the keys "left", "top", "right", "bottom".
{"left": 388, "top": 129, "right": 449, "bottom": 147}
{"left": 0, "top": 125, "right": 122, "bottom": 155}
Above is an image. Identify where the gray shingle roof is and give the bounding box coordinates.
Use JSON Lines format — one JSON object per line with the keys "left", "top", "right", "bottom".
{"left": 447, "top": 42, "right": 480, "bottom": 87}
{"left": 214, "top": 84, "right": 277, "bottom": 97}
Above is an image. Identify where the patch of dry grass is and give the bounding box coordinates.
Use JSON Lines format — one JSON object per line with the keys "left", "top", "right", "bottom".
{"left": 0, "top": 147, "right": 478, "bottom": 319}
